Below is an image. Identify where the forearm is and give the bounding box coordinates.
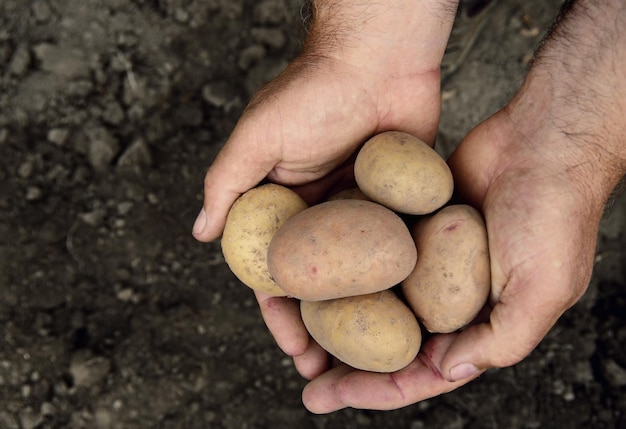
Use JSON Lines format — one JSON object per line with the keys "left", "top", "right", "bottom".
{"left": 304, "top": 0, "right": 459, "bottom": 74}
{"left": 506, "top": 0, "right": 626, "bottom": 202}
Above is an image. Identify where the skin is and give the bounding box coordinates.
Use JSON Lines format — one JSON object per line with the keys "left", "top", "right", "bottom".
{"left": 194, "top": 0, "right": 626, "bottom": 414}
{"left": 192, "top": 0, "right": 457, "bottom": 240}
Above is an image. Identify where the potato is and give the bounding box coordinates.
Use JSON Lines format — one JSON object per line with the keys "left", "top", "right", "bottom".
{"left": 221, "top": 183, "right": 308, "bottom": 296}
{"left": 401, "top": 204, "right": 491, "bottom": 333}
{"left": 301, "top": 290, "right": 422, "bottom": 372}
{"left": 354, "top": 131, "right": 453, "bottom": 215}
{"left": 327, "top": 187, "right": 371, "bottom": 201}
{"left": 267, "top": 199, "right": 417, "bottom": 301}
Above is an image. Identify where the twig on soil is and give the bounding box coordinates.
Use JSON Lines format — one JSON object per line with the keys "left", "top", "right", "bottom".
{"left": 594, "top": 249, "right": 620, "bottom": 264}
{"left": 115, "top": 51, "right": 139, "bottom": 95}
{"left": 66, "top": 218, "right": 84, "bottom": 269}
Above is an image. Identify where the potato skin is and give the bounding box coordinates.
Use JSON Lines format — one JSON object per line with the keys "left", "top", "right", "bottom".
{"left": 221, "top": 184, "right": 308, "bottom": 296}
{"left": 327, "top": 187, "right": 371, "bottom": 202}
{"left": 301, "top": 290, "right": 422, "bottom": 372}
{"left": 267, "top": 199, "right": 417, "bottom": 301}
{"left": 401, "top": 204, "right": 491, "bottom": 333}
{"left": 354, "top": 131, "right": 453, "bottom": 215}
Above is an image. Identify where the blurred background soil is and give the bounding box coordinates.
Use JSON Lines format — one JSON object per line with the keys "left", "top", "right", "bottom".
{"left": 0, "top": 0, "right": 624, "bottom": 428}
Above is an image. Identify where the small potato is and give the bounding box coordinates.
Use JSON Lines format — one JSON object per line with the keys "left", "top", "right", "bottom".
{"left": 221, "top": 184, "right": 308, "bottom": 296}
{"left": 301, "top": 290, "right": 422, "bottom": 372}
{"left": 267, "top": 200, "right": 417, "bottom": 301}
{"left": 354, "top": 131, "right": 453, "bottom": 215}
{"left": 401, "top": 204, "right": 491, "bottom": 333}
{"left": 327, "top": 187, "right": 371, "bottom": 201}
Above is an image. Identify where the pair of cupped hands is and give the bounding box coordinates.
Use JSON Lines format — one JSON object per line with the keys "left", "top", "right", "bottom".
{"left": 191, "top": 3, "right": 609, "bottom": 413}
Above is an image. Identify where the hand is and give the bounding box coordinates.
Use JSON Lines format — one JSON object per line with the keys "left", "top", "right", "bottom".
{"left": 192, "top": 0, "right": 458, "bottom": 242}
{"left": 300, "top": 0, "right": 626, "bottom": 407}
{"left": 192, "top": 0, "right": 458, "bottom": 377}
{"left": 300, "top": 105, "right": 606, "bottom": 412}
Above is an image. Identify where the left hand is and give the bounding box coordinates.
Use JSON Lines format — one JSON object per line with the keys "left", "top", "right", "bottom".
{"left": 193, "top": 0, "right": 459, "bottom": 379}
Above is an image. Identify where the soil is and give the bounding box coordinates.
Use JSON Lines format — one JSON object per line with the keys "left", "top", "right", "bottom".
{"left": 0, "top": 1, "right": 624, "bottom": 428}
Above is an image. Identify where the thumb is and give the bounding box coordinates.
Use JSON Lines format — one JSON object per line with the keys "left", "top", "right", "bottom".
{"left": 446, "top": 112, "right": 509, "bottom": 209}
{"left": 440, "top": 271, "right": 577, "bottom": 382}
{"left": 192, "top": 121, "right": 280, "bottom": 242}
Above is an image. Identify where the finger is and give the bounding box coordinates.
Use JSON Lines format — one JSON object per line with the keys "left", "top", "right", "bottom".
{"left": 446, "top": 115, "right": 506, "bottom": 208}
{"left": 302, "top": 334, "right": 483, "bottom": 413}
{"left": 289, "top": 162, "right": 357, "bottom": 205}
{"left": 193, "top": 124, "right": 280, "bottom": 242}
{"left": 302, "top": 364, "right": 356, "bottom": 413}
{"left": 254, "top": 291, "right": 309, "bottom": 357}
{"left": 293, "top": 339, "right": 332, "bottom": 380}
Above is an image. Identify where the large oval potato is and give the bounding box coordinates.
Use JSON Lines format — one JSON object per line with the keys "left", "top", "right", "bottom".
{"left": 401, "top": 204, "right": 491, "bottom": 333}
{"left": 267, "top": 200, "right": 417, "bottom": 301}
{"left": 301, "top": 290, "right": 422, "bottom": 372}
{"left": 221, "top": 184, "right": 308, "bottom": 296}
{"left": 354, "top": 131, "right": 453, "bottom": 215}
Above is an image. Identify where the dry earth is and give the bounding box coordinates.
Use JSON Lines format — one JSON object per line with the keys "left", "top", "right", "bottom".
{"left": 0, "top": 1, "right": 624, "bottom": 428}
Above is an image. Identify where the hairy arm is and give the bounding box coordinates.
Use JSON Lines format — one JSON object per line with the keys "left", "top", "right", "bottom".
{"left": 505, "top": 0, "right": 626, "bottom": 196}
{"left": 304, "top": 0, "right": 459, "bottom": 70}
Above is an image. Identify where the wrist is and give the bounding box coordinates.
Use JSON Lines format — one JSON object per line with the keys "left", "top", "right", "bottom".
{"left": 499, "top": 0, "right": 626, "bottom": 209}
{"left": 296, "top": 0, "right": 458, "bottom": 142}
{"left": 306, "top": 0, "right": 459, "bottom": 75}
{"left": 496, "top": 79, "right": 622, "bottom": 217}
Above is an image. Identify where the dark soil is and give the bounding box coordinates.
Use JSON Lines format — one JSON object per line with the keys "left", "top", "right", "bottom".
{"left": 0, "top": 1, "right": 624, "bottom": 428}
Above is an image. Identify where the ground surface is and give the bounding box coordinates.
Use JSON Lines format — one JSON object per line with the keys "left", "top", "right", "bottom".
{"left": 0, "top": 0, "right": 624, "bottom": 428}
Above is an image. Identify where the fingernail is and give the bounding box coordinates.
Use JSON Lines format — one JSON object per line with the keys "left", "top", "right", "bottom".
{"left": 449, "top": 363, "right": 480, "bottom": 382}
{"left": 192, "top": 208, "right": 207, "bottom": 236}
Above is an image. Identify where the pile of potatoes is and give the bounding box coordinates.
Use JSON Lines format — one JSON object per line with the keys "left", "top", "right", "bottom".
{"left": 220, "top": 131, "right": 491, "bottom": 373}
